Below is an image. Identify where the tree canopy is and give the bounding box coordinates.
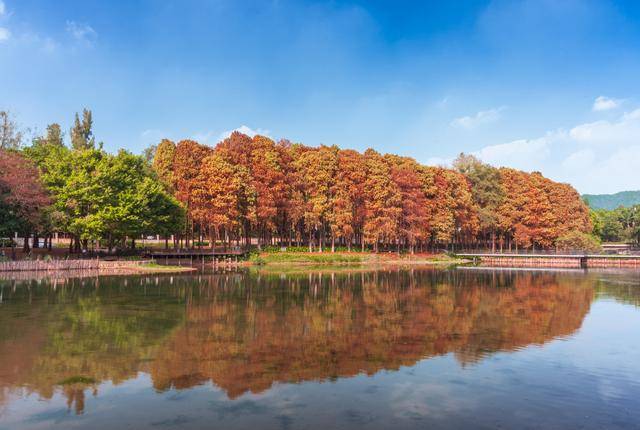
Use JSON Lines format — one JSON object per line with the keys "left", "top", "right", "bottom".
{"left": 2, "top": 108, "right": 595, "bottom": 253}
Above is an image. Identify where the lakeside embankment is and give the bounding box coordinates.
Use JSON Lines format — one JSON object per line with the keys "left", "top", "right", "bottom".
{"left": 0, "top": 259, "right": 196, "bottom": 275}
{"left": 459, "top": 253, "right": 640, "bottom": 268}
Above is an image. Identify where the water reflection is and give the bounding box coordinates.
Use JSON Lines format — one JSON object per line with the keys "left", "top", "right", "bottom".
{"left": 151, "top": 269, "right": 594, "bottom": 399}
{"left": 0, "top": 267, "right": 610, "bottom": 416}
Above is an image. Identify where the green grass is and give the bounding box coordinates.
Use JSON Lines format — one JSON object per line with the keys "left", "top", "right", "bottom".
{"left": 140, "top": 262, "right": 196, "bottom": 272}
{"left": 252, "top": 252, "right": 367, "bottom": 265}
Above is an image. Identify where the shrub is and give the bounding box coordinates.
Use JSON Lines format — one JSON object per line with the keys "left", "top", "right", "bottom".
{"left": 555, "top": 231, "right": 601, "bottom": 252}
{"left": 249, "top": 254, "right": 266, "bottom": 265}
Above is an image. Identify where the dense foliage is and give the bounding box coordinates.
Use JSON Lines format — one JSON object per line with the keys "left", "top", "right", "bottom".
{"left": 590, "top": 205, "right": 640, "bottom": 244}
{"left": 0, "top": 109, "right": 594, "bottom": 253}
{"left": 152, "top": 133, "right": 592, "bottom": 252}
{"left": 1, "top": 110, "right": 184, "bottom": 252}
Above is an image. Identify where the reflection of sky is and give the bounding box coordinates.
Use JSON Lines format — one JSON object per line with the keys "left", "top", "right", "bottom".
{"left": 2, "top": 297, "right": 640, "bottom": 430}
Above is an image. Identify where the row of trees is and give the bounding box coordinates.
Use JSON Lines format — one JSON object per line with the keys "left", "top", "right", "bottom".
{"left": 0, "top": 110, "right": 184, "bottom": 253}
{"left": 591, "top": 205, "right": 640, "bottom": 244}
{"left": 0, "top": 108, "right": 593, "bottom": 254}
{"left": 150, "top": 132, "right": 592, "bottom": 252}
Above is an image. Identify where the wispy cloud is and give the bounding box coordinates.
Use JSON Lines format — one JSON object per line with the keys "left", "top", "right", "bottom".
{"left": 592, "top": 96, "right": 621, "bottom": 112}
{"left": 217, "top": 125, "right": 271, "bottom": 141}
{"left": 451, "top": 107, "right": 505, "bottom": 129}
{"left": 0, "top": 27, "right": 9, "bottom": 42}
{"left": 139, "top": 129, "right": 168, "bottom": 146}
{"left": 190, "top": 125, "right": 271, "bottom": 145}
{"left": 0, "top": 1, "right": 5, "bottom": 16}
{"left": 66, "top": 20, "right": 97, "bottom": 46}
{"left": 472, "top": 133, "right": 558, "bottom": 171}
{"left": 451, "top": 108, "right": 640, "bottom": 193}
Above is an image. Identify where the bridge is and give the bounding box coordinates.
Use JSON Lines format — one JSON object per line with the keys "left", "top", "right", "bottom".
{"left": 144, "top": 248, "right": 248, "bottom": 260}
{"left": 456, "top": 253, "right": 640, "bottom": 269}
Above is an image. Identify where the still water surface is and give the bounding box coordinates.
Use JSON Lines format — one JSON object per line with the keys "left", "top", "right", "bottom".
{"left": 0, "top": 267, "right": 639, "bottom": 429}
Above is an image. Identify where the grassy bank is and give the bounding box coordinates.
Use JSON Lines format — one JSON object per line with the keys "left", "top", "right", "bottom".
{"left": 133, "top": 262, "right": 197, "bottom": 273}
{"left": 249, "top": 251, "right": 466, "bottom": 267}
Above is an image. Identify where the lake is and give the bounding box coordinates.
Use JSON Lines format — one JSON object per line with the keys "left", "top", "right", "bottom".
{"left": 0, "top": 267, "right": 639, "bottom": 429}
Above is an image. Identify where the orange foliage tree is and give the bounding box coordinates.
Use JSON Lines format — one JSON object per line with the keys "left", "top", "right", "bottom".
{"left": 151, "top": 134, "right": 591, "bottom": 252}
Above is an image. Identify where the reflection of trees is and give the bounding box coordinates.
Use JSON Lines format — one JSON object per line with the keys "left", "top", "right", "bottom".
{"left": 593, "top": 270, "right": 640, "bottom": 307}
{"left": 0, "top": 269, "right": 599, "bottom": 412}
{"left": 150, "top": 269, "right": 594, "bottom": 398}
{"left": 0, "top": 276, "right": 186, "bottom": 413}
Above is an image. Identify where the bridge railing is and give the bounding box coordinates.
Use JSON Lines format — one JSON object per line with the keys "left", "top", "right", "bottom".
{"left": 454, "top": 248, "right": 640, "bottom": 256}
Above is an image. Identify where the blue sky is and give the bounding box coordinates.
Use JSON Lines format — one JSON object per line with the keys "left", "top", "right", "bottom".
{"left": 1, "top": 0, "right": 640, "bottom": 193}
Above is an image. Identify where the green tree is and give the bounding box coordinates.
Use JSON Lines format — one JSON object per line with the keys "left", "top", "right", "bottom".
{"left": 453, "top": 153, "right": 504, "bottom": 251}
{"left": 70, "top": 109, "right": 96, "bottom": 151}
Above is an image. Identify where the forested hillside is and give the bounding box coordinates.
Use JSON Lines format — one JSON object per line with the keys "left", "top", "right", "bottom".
{"left": 583, "top": 191, "right": 640, "bottom": 210}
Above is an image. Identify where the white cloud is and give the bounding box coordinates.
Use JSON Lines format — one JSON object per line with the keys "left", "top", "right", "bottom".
{"left": 0, "top": 1, "right": 5, "bottom": 16}
{"left": 451, "top": 107, "right": 505, "bottom": 129}
{"left": 0, "top": 27, "right": 9, "bottom": 42}
{"left": 561, "top": 148, "right": 595, "bottom": 171}
{"left": 446, "top": 108, "right": 640, "bottom": 193}
{"left": 425, "top": 156, "right": 452, "bottom": 167}
{"left": 217, "top": 125, "right": 271, "bottom": 141}
{"left": 472, "top": 132, "right": 558, "bottom": 172}
{"left": 569, "top": 108, "right": 640, "bottom": 145}
{"left": 592, "top": 96, "right": 621, "bottom": 112}
{"left": 189, "top": 125, "right": 270, "bottom": 146}
{"left": 65, "top": 21, "right": 97, "bottom": 46}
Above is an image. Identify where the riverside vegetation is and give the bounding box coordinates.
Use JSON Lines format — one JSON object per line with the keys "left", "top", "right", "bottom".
{"left": 0, "top": 108, "right": 611, "bottom": 260}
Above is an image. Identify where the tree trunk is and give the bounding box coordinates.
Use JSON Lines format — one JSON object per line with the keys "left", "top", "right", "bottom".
{"left": 23, "top": 232, "right": 31, "bottom": 253}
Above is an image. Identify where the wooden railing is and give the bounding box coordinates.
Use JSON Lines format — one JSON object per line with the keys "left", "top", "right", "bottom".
{"left": 0, "top": 259, "right": 151, "bottom": 272}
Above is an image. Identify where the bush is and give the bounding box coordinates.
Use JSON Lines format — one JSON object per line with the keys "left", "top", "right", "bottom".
{"left": 555, "top": 231, "right": 601, "bottom": 252}
{"left": 249, "top": 254, "right": 266, "bottom": 265}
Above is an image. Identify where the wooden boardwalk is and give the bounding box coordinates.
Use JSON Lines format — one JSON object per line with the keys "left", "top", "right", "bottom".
{"left": 457, "top": 253, "right": 640, "bottom": 268}
{"left": 146, "top": 249, "right": 248, "bottom": 259}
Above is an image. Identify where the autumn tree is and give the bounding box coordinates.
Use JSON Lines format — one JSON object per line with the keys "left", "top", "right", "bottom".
{"left": 172, "top": 139, "right": 212, "bottom": 247}
{"left": 362, "top": 149, "right": 401, "bottom": 252}
{"left": 386, "top": 155, "right": 430, "bottom": 253}
{"left": 248, "top": 135, "right": 289, "bottom": 248}
{"left": 152, "top": 139, "right": 176, "bottom": 190}
{"left": 191, "top": 153, "right": 245, "bottom": 248}
{"left": 292, "top": 145, "right": 338, "bottom": 251}
{"left": 0, "top": 149, "right": 51, "bottom": 252}
{"left": 331, "top": 149, "right": 366, "bottom": 251}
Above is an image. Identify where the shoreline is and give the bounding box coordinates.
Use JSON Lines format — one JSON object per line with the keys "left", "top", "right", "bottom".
{"left": 0, "top": 260, "right": 197, "bottom": 278}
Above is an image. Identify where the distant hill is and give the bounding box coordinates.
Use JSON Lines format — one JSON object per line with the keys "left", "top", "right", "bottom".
{"left": 583, "top": 191, "right": 640, "bottom": 210}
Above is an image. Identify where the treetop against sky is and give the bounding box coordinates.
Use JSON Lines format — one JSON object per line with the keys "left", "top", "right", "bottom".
{"left": 1, "top": 0, "right": 640, "bottom": 193}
